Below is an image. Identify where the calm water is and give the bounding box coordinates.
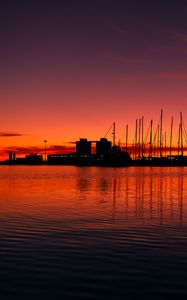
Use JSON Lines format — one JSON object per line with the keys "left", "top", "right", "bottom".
{"left": 0, "top": 166, "right": 187, "bottom": 299}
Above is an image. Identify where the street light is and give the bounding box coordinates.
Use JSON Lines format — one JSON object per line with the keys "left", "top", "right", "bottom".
{"left": 44, "top": 140, "right": 47, "bottom": 162}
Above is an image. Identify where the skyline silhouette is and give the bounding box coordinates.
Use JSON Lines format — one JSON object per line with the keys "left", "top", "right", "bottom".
{"left": 1, "top": 109, "right": 187, "bottom": 161}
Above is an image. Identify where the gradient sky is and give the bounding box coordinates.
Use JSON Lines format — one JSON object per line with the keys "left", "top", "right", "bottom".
{"left": 1, "top": 0, "right": 187, "bottom": 158}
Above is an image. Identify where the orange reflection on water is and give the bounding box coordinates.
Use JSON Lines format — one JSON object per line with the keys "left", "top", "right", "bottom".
{"left": 0, "top": 166, "right": 186, "bottom": 226}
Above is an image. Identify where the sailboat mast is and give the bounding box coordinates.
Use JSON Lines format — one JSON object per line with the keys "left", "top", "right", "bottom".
{"left": 126, "top": 124, "right": 128, "bottom": 152}
{"left": 165, "top": 131, "right": 167, "bottom": 157}
{"left": 138, "top": 118, "right": 141, "bottom": 159}
{"left": 112, "top": 122, "right": 116, "bottom": 147}
{"left": 149, "top": 120, "right": 153, "bottom": 159}
{"left": 157, "top": 124, "right": 160, "bottom": 157}
{"left": 142, "top": 116, "right": 144, "bottom": 158}
{"left": 178, "top": 122, "right": 180, "bottom": 156}
{"left": 160, "top": 109, "right": 163, "bottom": 157}
{"left": 135, "top": 119, "right": 138, "bottom": 159}
{"left": 170, "top": 116, "right": 173, "bottom": 158}
{"left": 180, "top": 112, "right": 183, "bottom": 157}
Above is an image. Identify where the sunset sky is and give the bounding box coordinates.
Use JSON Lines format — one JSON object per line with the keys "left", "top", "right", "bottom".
{"left": 1, "top": 0, "right": 187, "bottom": 158}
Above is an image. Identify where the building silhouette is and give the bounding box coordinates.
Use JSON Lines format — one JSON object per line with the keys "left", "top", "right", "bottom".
{"left": 25, "top": 154, "right": 43, "bottom": 164}
{"left": 96, "top": 138, "right": 111, "bottom": 156}
{"left": 76, "top": 138, "right": 91, "bottom": 156}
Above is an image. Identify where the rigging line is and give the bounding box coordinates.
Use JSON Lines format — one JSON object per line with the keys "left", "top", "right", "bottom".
{"left": 152, "top": 124, "right": 159, "bottom": 145}
{"left": 104, "top": 123, "right": 113, "bottom": 138}
{"left": 141, "top": 121, "right": 152, "bottom": 156}
{"left": 129, "top": 126, "right": 137, "bottom": 156}
{"left": 143, "top": 121, "right": 151, "bottom": 145}
{"left": 129, "top": 133, "right": 136, "bottom": 155}
{"left": 152, "top": 125, "right": 159, "bottom": 156}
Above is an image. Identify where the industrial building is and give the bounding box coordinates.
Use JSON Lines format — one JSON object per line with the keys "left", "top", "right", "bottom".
{"left": 96, "top": 138, "right": 112, "bottom": 156}
{"left": 76, "top": 138, "right": 91, "bottom": 156}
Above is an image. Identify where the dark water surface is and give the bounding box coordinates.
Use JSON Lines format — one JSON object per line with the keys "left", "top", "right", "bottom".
{"left": 0, "top": 166, "right": 187, "bottom": 299}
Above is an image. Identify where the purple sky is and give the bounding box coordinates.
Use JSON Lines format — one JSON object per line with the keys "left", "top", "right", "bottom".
{"left": 1, "top": 0, "right": 187, "bottom": 156}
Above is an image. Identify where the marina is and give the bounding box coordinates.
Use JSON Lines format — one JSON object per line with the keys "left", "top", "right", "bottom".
{"left": 2, "top": 110, "right": 187, "bottom": 167}
{"left": 1, "top": 1, "right": 187, "bottom": 299}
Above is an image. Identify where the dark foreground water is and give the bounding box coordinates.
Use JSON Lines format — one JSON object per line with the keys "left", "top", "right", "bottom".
{"left": 0, "top": 166, "right": 187, "bottom": 299}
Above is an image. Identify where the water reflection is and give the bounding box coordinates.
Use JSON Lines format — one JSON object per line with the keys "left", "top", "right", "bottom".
{"left": 74, "top": 168, "right": 186, "bottom": 225}
{"left": 116, "top": 171, "right": 185, "bottom": 225}
{"left": 0, "top": 166, "right": 186, "bottom": 226}
{"left": 0, "top": 166, "right": 187, "bottom": 299}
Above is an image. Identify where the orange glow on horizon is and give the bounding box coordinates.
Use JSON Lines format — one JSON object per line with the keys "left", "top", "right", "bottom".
{"left": 1, "top": 108, "right": 187, "bottom": 160}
